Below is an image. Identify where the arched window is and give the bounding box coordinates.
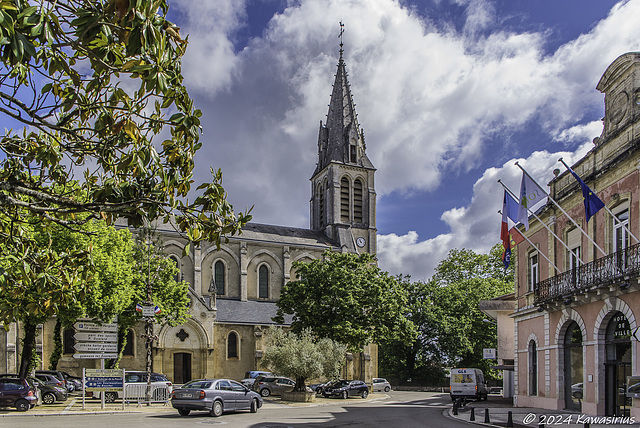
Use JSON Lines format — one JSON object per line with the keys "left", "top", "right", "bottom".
{"left": 214, "top": 260, "right": 225, "bottom": 295}
{"left": 227, "top": 332, "right": 238, "bottom": 358}
{"left": 63, "top": 328, "right": 75, "bottom": 354}
{"left": 259, "top": 265, "right": 269, "bottom": 299}
{"left": 121, "top": 329, "right": 134, "bottom": 356}
{"left": 528, "top": 340, "right": 537, "bottom": 396}
{"left": 340, "top": 177, "right": 350, "bottom": 222}
{"left": 318, "top": 183, "right": 325, "bottom": 228}
{"left": 354, "top": 178, "right": 363, "bottom": 223}
{"left": 169, "top": 255, "right": 181, "bottom": 283}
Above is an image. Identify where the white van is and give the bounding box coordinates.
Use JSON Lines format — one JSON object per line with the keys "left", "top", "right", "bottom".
{"left": 449, "top": 368, "right": 488, "bottom": 401}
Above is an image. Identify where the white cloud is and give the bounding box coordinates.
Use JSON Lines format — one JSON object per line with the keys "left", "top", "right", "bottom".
{"left": 168, "top": 0, "right": 638, "bottom": 279}
{"left": 376, "top": 133, "right": 598, "bottom": 280}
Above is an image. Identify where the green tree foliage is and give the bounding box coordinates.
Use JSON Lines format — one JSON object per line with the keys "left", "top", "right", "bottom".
{"left": 379, "top": 244, "right": 514, "bottom": 384}
{"left": 274, "top": 251, "right": 416, "bottom": 352}
{"left": 261, "top": 328, "right": 347, "bottom": 392}
{"left": 0, "top": 0, "right": 250, "bottom": 376}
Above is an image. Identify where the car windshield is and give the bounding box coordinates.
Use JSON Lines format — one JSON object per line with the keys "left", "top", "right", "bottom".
{"left": 334, "top": 380, "right": 350, "bottom": 388}
{"left": 182, "top": 380, "right": 212, "bottom": 389}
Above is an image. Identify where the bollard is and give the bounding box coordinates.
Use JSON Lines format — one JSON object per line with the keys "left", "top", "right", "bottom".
{"left": 507, "top": 411, "right": 513, "bottom": 428}
{"left": 538, "top": 414, "right": 544, "bottom": 428}
{"left": 470, "top": 407, "right": 475, "bottom": 421}
{"left": 484, "top": 408, "right": 490, "bottom": 424}
{"left": 453, "top": 399, "right": 458, "bottom": 415}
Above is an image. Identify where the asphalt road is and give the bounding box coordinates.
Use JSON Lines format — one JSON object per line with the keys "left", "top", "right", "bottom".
{"left": 3, "top": 391, "right": 471, "bottom": 428}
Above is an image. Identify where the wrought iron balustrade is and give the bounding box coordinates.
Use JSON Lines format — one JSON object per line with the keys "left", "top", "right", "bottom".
{"left": 534, "top": 242, "right": 640, "bottom": 304}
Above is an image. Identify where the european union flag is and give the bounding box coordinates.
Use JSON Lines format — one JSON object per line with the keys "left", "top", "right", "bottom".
{"left": 567, "top": 167, "right": 605, "bottom": 223}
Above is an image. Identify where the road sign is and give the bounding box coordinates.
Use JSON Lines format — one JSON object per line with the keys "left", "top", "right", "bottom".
{"left": 74, "top": 332, "right": 117, "bottom": 342}
{"left": 74, "top": 322, "right": 118, "bottom": 332}
{"left": 73, "top": 353, "right": 118, "bottom": 359}
{"left": 74, "top": 342, "right": 118, "bottom": 353}
{"left": 86, "top": 369, "right": 122, "bottom": 376}
{"left": 85, "top": 376, "right": 123, "bottom": 390}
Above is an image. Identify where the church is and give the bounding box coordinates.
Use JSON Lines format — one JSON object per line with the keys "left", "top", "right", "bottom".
{"left": 0, "top": 45, "right": 380, "bottom": 385}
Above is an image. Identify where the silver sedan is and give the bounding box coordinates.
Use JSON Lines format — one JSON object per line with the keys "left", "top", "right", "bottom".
{"left": 171, "top": 379, "right": 263, "bottom": 417}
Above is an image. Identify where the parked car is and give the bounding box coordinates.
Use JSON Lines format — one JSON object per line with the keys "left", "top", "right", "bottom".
{"left": 172, "top": 378, "right": 262, "bottom": 417}
{"left": 0, "top": 377, "right": 37, "bottom": 411}
{"left": 58, "top": 371, "right": 83, "bottom": 391}
{"left": 322, "top": 380, "right": 369, "bottom": 399}
{"left": 372, "top": 378, "right": 391, "bottom": 392}
{"left": 240, "top": 371, "right": 273, "bottom": 388}
{"left": 35, "top": 370, "right": 69, "bottom": 392}
{"left": 33, "top": 373, "right": 66, "bottom": 391}
{"left": 253, "top": 376, "right": 295, "bottom": 397}
{"left": 30, "top": 376, "right": 67, "bottom": 404}
{"left": 571, "top": 383, "right": 583, "bottom": 399}
{"left": 311, "top": 379, "right": 343, "bottom": 395}
{"left": 93, "top": 371, "right": 173, "bottom": 403}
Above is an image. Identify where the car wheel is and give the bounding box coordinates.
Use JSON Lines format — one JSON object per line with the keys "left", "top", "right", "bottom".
{"left": 210, "top": 400, "right": 223, "bottom": 417}
{"left": 178, "top": 408, "right": 190, "bottom": 416}
{"left": 15, "top": 399, "right": 30, "bottom": 412}
{"left": 260, "top": 388, "right": 271, "bottom": 397}
{"left": 341, "top": 391, "right": 348, "bottom": 399}
{"left": 384, "top": 386, "right": 390, "bottom": 392}
{"left": 361, "top": 390, "right": 368, "bottom": 399}
{"left": 105, "top": 392, "right": 117, "bottom": 403}
{"left": 42, "top": 392, "right": 56, "bottom": 405}
{"left": 250, "top": 398, "right": 258, "bottom": 413}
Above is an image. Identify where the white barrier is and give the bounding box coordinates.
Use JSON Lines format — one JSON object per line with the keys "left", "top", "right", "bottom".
{"left": 123, "top": 383, "right": 171, "bottom": 404}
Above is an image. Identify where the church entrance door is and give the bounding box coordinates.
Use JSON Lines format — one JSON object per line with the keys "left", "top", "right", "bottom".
{"left": 174, "top": 352, "right": 192, "bottom": 385}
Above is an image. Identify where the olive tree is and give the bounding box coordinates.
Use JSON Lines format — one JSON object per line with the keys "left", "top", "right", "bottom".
{"left": 261, "top": 328, "right": 346, "bottom": 392}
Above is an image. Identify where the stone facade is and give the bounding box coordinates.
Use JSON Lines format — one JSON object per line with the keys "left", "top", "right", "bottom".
{"left": 512, "top": 52, "right": 640, "bottom": 419}
{"left": 0, "top": 48, "right": 379, "bottom": 385}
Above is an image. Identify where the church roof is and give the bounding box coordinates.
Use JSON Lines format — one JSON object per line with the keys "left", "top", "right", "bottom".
{"left": 237, "top": 222, "right": 338, "bottom": 249}
{"left": 215, "top": 298, "right": 293, "bottom": 326}
{"left": 314, "top": 48, "right": 375, "bottom": 175}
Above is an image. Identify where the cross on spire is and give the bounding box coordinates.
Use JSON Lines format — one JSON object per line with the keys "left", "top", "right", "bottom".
{"left": 338, "top": 21, "right": 344, "bottom": 56}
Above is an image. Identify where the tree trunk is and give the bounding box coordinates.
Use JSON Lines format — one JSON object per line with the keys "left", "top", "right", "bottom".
{"left": 48, "top": 319, "right": 62, "bottom": 370}
{"left": 18, "top": 319, "right": 37, "bottom": 378}
{"left": 295, "top": 376, "right": 307, "bottom": 392}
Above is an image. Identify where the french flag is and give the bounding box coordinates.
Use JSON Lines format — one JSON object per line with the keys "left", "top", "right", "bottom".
{"left": 501, "top": 191, "right": 511, "bottom": 268}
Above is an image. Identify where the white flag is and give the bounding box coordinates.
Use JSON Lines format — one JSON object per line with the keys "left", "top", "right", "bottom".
{"left": 517, "top": 172, "right": 546, "bottom": 230}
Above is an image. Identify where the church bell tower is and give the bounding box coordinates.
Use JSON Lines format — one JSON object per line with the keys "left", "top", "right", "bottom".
{"left": 310, "top": 37, "right": 376, "bottom": 254}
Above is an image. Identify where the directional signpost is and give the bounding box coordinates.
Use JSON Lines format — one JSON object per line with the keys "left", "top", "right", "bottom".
{"left": 83, "top": 368, "right": 125, "bottom": 410}
{"left": 73, "top": 321, "right": 118, "bottom": 357}
{"left": 74, "top": 320, "right": 120, "bottom": 408}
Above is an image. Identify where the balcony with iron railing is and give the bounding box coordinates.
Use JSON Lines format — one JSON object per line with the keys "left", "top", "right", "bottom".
{"left": 534, "top": 242, "right": 640, "bottom": 304}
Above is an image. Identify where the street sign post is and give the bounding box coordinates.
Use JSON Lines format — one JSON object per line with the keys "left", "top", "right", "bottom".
{"left": 73, "top": 353, "right": 118, "bottom": 359}
{"left": 74, "top": 321, "right": 118, "bottom": 332}
{"left": 74, "top": 332, "right": 117, "bottom": 342}
{"left": 74, "top": 342, "right": 118, "bottom": 353}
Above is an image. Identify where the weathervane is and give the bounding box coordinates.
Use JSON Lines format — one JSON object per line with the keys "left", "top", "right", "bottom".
{"left": 338, "top": 21, "right": 344, "bottom": 54}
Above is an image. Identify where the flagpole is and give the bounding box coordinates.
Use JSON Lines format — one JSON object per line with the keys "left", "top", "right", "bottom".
{"left": 498, "top": 179, "right": 582, "bottom": 266}
{"left": 498, "top": 210, "right": 559, "bottom": 271}
{"left": 558, "top": 157, "right": 640, "bottom": 244}
{"left": 515, "top": 162, "right": 607, "bottom": 258}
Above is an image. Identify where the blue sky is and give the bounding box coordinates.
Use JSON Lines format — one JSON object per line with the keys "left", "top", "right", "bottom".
{"left": 167, "top": 0, "right": 636, "bottom": 280}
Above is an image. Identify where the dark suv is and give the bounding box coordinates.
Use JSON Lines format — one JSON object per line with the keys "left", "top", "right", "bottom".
{"left": 0, "top": 377, "right": 37, "bottom": 411}
{"left": 322, "top": 380, "right": 369, "bottom": 399}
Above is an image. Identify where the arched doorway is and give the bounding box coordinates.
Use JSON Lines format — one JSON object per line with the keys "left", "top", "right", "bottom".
{"left": 563, "top": 321, "right": 583, "bottom": 411}
{"left": 605, "top": 311, "right": 632, "bottom": 416}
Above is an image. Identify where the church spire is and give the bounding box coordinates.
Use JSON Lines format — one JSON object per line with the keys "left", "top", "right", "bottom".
{"left": 315, "top": 24, "right": 374, "bottom": 174}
